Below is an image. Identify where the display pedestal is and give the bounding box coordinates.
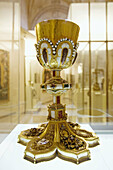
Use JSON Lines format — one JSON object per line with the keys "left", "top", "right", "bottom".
{"left": 0, "top": 124, "right": 113, "bottom": 170}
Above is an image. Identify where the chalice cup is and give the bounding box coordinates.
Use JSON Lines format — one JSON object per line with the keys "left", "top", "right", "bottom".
{"left": 18, "top": 19, "right": 99, "bottom": 164}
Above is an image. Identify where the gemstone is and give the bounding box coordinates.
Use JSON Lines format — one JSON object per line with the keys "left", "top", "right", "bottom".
{"left": 58, "top": 111, "right": 63, "bottom": 118}
{"left": 61, "top": 48, "right": 68, "bottom": 64}
{"left": 42, "top": 48, "right": 47, "bottom": 63}
{"left": 64, "top": 84, "right": 68, "bottom": 88}
{"left": 41, "top": 85, "right": 45, "bottom": 88}
{"left": 51, "top": 84, "right": 56, "bottom": 88}
{"left": 70, "top": 136, "right": 75, "bottom": 140}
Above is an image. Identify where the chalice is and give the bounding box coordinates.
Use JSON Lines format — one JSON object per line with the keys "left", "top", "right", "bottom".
{"left": 18, "top": 19, "right": 99, "bottom": 164}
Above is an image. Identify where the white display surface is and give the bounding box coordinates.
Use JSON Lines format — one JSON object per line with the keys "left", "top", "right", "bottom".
{"left": 0, "top": 124, "right": 113, "bottom": 170}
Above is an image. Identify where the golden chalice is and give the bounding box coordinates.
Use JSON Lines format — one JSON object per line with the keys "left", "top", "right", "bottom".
{"left": 18, "top": 19, "right": 99, "bottom": 164}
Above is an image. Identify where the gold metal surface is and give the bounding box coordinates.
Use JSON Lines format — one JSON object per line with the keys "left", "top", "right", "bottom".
{"left": 19, "top": 121, "right": 99, "bottom": 164}
{"left": 18, "top": 19, "right": 99, "bottom": 165}
{"left": 35, "top": 19, "right": 80, "bottom": 45}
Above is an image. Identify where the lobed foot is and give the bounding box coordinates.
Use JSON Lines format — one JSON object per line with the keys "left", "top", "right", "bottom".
{"left": 68, "top": 122, "right": 99, "bottom": 147}
{"left": 24, "top": 123, "right": 56, "bottom": 163}
{"left": 18, "top": 123, "right": 48, "bottom": 145}
{"left": 18, "top": 121, "right": 99, "bottom": 164}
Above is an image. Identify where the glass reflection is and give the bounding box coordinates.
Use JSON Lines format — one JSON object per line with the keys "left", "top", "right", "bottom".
{"left": 71, "top": 43, "right": 89, "bottom": 123}
{"left": 108, "top": 43, "right": 113, "bottom": 124}
{"left": 0, "top": 2, "right": 20, "bottom": 132}
{"left": 91, "top": 42, "right": 106, "bottom": 124}
{"left": 68, "top": 2, "right": 113, "bottom": 126}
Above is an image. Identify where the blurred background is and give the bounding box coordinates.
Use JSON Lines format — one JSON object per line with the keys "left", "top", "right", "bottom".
{"left": 0, "top": 0, "right": 113, "bottom": 141}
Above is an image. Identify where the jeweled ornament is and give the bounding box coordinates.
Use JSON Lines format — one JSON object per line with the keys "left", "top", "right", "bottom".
{"left": 18, "top": 19, "right": 99, "bottom": 164}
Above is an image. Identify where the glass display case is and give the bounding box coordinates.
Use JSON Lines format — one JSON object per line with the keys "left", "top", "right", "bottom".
{"left": 67, "top": 2, "right": 113, "bottom": 129}
{"left": 0, "top": 1, "right": 113, "bottom": 133}
{"left": 0, "top": 1, "right": 21, "bottom": 132}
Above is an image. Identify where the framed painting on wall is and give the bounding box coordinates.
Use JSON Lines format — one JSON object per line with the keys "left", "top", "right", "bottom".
{"left": 0, "top": 49, "right": 9, "bottom": 102}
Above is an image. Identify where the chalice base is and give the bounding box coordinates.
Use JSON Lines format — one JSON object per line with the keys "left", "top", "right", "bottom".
{"left": 18, "top": 120, "right": 99, "bottom": 164}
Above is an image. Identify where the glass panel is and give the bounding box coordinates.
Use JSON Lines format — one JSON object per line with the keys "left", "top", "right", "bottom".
{"left": 10, "top": 41, "right": 19, "bottom": 123}
{"left": 76, "top": 43, "right": 89, "bottom": 123}
{"left": 0, "top": 2, "right": 12, "bottom": 40}
{"left": 108, "top": 3, "right": 113, "bottom": 40}
{"left": 108, "top": 43, "right": 113, "bottom": 124}
{"left": 25, "top": 38, "right": 39, "bottom": 111}
{"left": 14, "top": 3, "right": 20, "bottom": 40}
{"left": 91, "top": 42, "right": 106, "bottom": 124}
{"left": 0, "top": 2, "right": 20, "bottom": 132}
{"left": 25, "top": 38, "right": 36, "bottom": 56}
{"left": 68, "top": 3, "right": 89, "bottom": 41}
{"left": 63, "top": 2, "right": 113, "bottom": 129}
{"left": 90, "top": 3, "right": 106, "bottom": 40}
{"left": 24, "top": 37, "right": 52, "bottom": 123}
{"left": 66, "top": 43, "right": 89, "bottom": 123}
{"left": 25, "top": 57, "right": 42, "bottom": 109}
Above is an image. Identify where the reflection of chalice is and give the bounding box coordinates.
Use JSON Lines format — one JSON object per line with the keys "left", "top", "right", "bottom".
{"left": 18, "top": 19, "right": 99, "bottom": 164}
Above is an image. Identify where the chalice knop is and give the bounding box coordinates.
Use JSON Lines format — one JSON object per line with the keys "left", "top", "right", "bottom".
{"left": 18, "top": 19, "right": 99, "bottom": 164}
